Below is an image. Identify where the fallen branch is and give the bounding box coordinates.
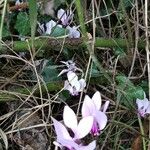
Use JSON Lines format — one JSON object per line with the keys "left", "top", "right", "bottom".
{"left": 1, "top": 37, "right": 145, "bottom": 53}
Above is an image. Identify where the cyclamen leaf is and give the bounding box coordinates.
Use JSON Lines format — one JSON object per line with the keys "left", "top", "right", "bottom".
{"left": 15, "top": 12, "right": 30, "bottom": 36}
{"left": 50, "top": 26, "right": 69, "bottom": 37}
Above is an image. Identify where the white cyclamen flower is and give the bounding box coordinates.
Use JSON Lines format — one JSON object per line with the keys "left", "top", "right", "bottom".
{"left": 66, "top": 26, "right": 80, "bottom": 38}
{"left": 57, "top": 9, "right": 74, "bottom": 26}
{"left": 136, "top": 93, "right": 150, "bottom": 117}
{"left": 58, "top": 60, "right": 78, "bottom": 76}
{"left": 45, "top": 20, "right": 62, "bottom": 35}
{"left": 64, "top": 71, "right": 86, "bottom": 96}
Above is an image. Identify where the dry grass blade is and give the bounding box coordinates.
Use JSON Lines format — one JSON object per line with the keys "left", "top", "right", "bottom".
{"left": 0, "top": 128, "right": 8, "bottom": 149}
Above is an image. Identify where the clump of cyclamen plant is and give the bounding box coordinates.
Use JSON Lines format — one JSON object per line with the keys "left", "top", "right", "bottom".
{"left": 38, "top": 8, "right": 80, "bottom": 38}
{"left": 51, "top": 91, "right": 109, "bottom": 150}
{"left": 58, "top": 60, "right": 86, "bottom": 96}
{"left": 51, "top": 106, "right": 96, "bottom": 150}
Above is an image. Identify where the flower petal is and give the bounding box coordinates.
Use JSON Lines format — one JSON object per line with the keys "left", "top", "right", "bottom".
{"left": 146, "top": 103, "right": 150, "bottom": 114}
{"left": 51, "top": 117, "right": 71, "bottom": 140}
{"left": 92, "top": 91, "right": 101, "bottom": 110}
{"left": 66, "top": 26, "right": 80, "bottom": 38}
{"left": 57, "top": 9, "right": 66, "bottom": 20}
{"left": 78, "top": 79, "right": 86, "bottom": 91}
{"left": 94, "top": 110, "right": 108, "bottom": 130}
{"left": 136, "top": 98, "right": 149, "bottom": 110}
{"left": 63, "top": 106, "right": 77, "bottom": 131}
{"left": 75, "top": 116, "right": 93, "bottom": 139}
{"left": 102, "top": 101, "right": 110, "bottom": 113}
{"left": 58, "top": 69, "right": 68, "bottom": 77}
{"left": 67, "top": 71, "right": 78, "bottom": 86}
{"left": 45, "top": 20, "right": 56, "bottom": 34}
{"left": 78, "top": 140, "right": 96, "bottom": 150}
{"left": 64, "top": 80, "right": 74, "bottom": 94}
{"left": 82, "top": 95, "right": 95, "bottom": 117}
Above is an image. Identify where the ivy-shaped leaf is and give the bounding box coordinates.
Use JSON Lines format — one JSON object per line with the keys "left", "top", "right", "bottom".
{"left": 50, "top": 26, "right": 68, "bottom": 37}
{"left": 15, "top": 12, "right": 30, "bottom": 36}
{"left": 116, "top": 75, "right": 145, "bottom": 108}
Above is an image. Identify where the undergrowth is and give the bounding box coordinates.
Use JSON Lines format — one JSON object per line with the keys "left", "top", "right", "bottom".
{"left": 0, "top": 0, "right": 149, "bottom": 149}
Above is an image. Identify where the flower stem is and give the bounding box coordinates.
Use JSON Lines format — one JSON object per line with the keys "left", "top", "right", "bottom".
{"left": 138, "top": 114, "right": 146, "bottom": 150}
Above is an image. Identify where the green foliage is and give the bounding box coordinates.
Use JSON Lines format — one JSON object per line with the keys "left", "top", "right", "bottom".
{"left": 41, "top": 59, "right": 61, "bottom": 83}
{"left": 0, "top": 17, "right": 10, "bottom": 37}
{"left": 1, "top": 25, "right": 10, "bottom": 37}
{"left": 50, "top": 26, "right": 69, "bottom": 37}
{"left": 91, "top": 63, "right": 101, "bottom": 77}
{"left": 116, "top": 75, "right": 145, "bottom": 108}
{"left": 15, "top": 12, "right": 30, "bottom": 36}
{"left": 114, "top": 48, "right": 126, "bottom": 57}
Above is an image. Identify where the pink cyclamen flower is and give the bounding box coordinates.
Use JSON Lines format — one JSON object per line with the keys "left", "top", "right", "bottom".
{"left": 136, "top": 93, "right": 150, "bottom": 117}
{"left": 57, "top": 9, "right": 74, "bottom": 26}
{"left": 64, "top": 71, "right": 86, "bottom": 96}
{"left": 51, "top": 106, "right": 96, "bottom": 150}
{"left": 82, "top": 91, "right": 109, "bottom": 136}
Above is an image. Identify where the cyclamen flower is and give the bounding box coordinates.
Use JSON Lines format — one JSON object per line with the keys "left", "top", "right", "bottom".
{"left": 57, "top": 9, "right": 74, "bottom": 26}
{"left": 58, "top": 60, "right": 78, "bottom": 77}
{"left": 63, "top": 106, "right": 93, "bottom": 139}
{"left": 82, "top": 91, "right": 109, "bottom": 136}
{"left": 64, "top": 71, "right": 86, "bottom": 96}
{"left": 66, "top": 26, "right": 80, "bottom": 38}
{"left": 136, "top": 93, "right": 150, "bottom": 117}
{"left": 45, "top": 20, "right": 62, "bottom": 35}
{"left": 51, "top": 106, "right": 96, "bottom": 150}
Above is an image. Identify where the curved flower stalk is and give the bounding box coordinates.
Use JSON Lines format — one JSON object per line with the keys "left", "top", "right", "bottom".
{"left": 64, "top": 71, "right": 86, "bottom": 96}
{"left": 57, "top": 9, "right": 74, "bottom": 26}
{"left": 82, "top": 91, "right": 109, "bottom": 136}
{"left": 51, "top": 106, "right": 96, "bottom": 150}
{"left": 136, "top": 92, "right": 150, "bottom": 117}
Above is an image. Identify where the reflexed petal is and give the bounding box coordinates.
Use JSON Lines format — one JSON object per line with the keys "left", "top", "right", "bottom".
{"left": 92, "top": 91, "right": 101, "bottom": 110}
{"left": 78, "top": 79, "right": 86, "bottom": 91}
{"left": 136, "top": 98, "right": 149, "bottom": 110}
{"left": 73, "top": 81, "right": 81, "bottom": 91}
{"left": 66, "top": 26, "right": 80, "bottom": 38}
{"left": 94, "top": 111, "right": 107, "bottom": 130}
{"left": 75, "top": 116, "right": 93, "bottom": 139}
{"left": 63, "top": 106, "right": 77, "bottom": 131}
{"left": 45, "top": 20, "right": 56, "bottom": 34}
{"left": 82, "top": 95, "right": 95, "bottom": 117}
{"left": 78, "top": 140, "right": 96, "bottom": 150}
{"left": 51, "top": 117, "right": 72, "bottom": 140}
{"left": 57, "top": 9, "right": 66, "bottom": 20}
{"left": 58, "top": 69, "right": 68, "bottom": 77}
{"left": 146, "top": 104, "right": 150, "bottom": 114}
{"left": 58, "top": 138, "right": 78, "bottom": 149}
{"left": 102, "top": 101, "right": 110, "bottom": 113}
{"left": 64, "top": 80, "right": 74, "bottom": 94}
{"left": 67, "top": 71, "right": 78, "bottom": 86}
